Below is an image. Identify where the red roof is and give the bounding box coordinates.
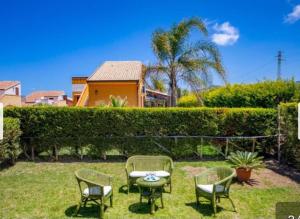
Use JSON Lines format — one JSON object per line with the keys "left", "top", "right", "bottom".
{"left": 0, "top": 81, "right": 20, "bottom": 90}
{"left": 25, "top": 91, "right": 65, "bottom": 103}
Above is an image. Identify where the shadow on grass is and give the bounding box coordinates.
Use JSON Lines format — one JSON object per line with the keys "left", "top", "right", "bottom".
{"left": 128, "top": 202, "right": 161, "bottom": 215}
{"left": 65, "top": 204, "right": 100, "bottom": 218}
{"left": 185, "top": 202, "right": 223, "bottom": 217}
{"left": 235, "top": 178, "right": 260, "bottom": 187}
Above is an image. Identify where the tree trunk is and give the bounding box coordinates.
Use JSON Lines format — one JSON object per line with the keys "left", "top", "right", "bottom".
{"left": 171, "top": 85, "right": 177, "bottom": 106}
{"left": 170, "top": 70, "right": 177, "bottom": 107}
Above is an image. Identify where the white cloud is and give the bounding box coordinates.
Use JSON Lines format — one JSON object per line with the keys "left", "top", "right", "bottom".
{"left": 285, "top": 4, "right": 300, "bottom": 23}
{"left": 212, "top": 22, "right": 239, "bottom": 46}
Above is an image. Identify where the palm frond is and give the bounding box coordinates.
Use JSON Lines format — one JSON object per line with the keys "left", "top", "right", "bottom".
{"left": 109, "top": 95, "right": 128, "bottom": 107}
{"left": 227, "top": 151, "right": 264, "bottom": 170}
{"left": 152, "top": 30, "right": 171, "bottom": 62}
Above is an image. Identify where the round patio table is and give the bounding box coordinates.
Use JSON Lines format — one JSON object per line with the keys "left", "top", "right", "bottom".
{"left": 136, "top": 177, "right": 167, "bottom": 214}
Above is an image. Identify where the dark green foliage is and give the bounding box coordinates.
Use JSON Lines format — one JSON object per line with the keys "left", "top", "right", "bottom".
{"left": 178, "top": 80, "right": 300, "bottom": 108}
{"left": 0, "top": 117, "right": 22, "bottom": 164}
{"left": 279, "top": 102, "right": 300, "bottom": 169}
{"left": 4, "top": 107, "right": 277, "bottom": 159}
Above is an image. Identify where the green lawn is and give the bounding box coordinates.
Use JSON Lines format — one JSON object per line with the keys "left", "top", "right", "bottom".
{"left": 0, "top": 161, "right": 299, "bottom": 219}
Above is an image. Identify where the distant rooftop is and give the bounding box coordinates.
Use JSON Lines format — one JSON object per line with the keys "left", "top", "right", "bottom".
{"left": 26, "top": 90, "right": 65, "bottom": 103}
{"left": 88, "top": 61, "right": 143, "bottom": 81}
{"left": 0, "top": 81, "right": 20, "bottom": 90}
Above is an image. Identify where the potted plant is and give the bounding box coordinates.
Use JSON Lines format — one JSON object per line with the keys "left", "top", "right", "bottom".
{"left": 227, "top": 151, "right": 264, "bottom": 182}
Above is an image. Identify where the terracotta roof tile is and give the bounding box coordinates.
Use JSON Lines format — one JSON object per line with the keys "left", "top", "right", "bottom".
{"left": 0, "top": 81, "right": 20, "bottom": 90}
{"left": 88, "top": 61, "right": 143, "bottom": 81}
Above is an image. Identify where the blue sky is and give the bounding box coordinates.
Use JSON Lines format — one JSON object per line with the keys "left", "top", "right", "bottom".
{"left": 0, "top": 0, "right": 300, "bottom": 95}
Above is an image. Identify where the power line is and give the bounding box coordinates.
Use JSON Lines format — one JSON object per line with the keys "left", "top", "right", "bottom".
{"left": 243, "top": 58, "right": 274, "bottom": 76}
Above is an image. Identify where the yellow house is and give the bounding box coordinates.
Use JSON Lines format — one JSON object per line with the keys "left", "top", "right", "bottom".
{"left": 72, "top": 61, "right": 145, "bottom": 107}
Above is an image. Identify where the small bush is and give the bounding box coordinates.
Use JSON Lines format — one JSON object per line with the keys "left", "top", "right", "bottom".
{"left": 0, "top": 117, "right": 22, "bottom": 165}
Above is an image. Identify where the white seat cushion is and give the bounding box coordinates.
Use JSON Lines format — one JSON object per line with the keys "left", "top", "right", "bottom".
{"left": 83, "top": 186, "right": 112, "bottom": 196}
{"left": 129, "top": 170, "right": 170, "bottom": 178}
{"left": 197, "top": 184, "right": 225, "bottom": 193}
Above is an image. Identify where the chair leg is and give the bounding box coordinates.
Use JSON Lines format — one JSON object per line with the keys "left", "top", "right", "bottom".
{"left": 99, "top": 203, "right": 105, "bottom": 219}
{"left": 195, "top": 191, "right": 200, "bottom": 206}
{"left": 127, "top": 179, "right": 130, "bottom": 194}
{"left": 75, "top": 198, "right": 83, "bottom": 216}
{"left": 83, "top": 198, "right": 88, "bottom": 207}
{"left": 161, "top": 196, "right": 164, "bottom": 209}
{"left": 212, "top": 198, "right": 217, "bottom": 215}
{"left": 110, "top": 195, "right": 113, "bottom": 207}
{"left": 228, "top": 197, "right": 236, "bottom": 212}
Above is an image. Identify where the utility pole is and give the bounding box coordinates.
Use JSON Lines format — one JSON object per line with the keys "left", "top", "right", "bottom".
{"left": 276, "top": 51, "right": 283, "bottom": 80}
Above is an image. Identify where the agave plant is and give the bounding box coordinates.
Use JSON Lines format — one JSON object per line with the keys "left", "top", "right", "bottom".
{"left": 109, "top": 95, "right": 128, "bottom": 107}
{"left": 227, "top": 151, "right": 264, "bottom": 170}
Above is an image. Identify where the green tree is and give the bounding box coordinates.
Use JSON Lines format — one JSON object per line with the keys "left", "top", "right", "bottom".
{"left": 147, "top": 17, "right": 226, "bottom": 106}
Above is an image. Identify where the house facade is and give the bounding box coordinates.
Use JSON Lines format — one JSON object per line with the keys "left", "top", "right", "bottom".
{"left": 0, "top": 81, "right": 22, "bottom": 107}
{"left": 73, "top": 61, "right": 146, "bottom": 107}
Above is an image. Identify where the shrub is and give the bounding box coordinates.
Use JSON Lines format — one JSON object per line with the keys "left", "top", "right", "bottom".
{"left": 4, "top": 107, "right": 277, "bottom": 159}
{"left": 0, "top": 117, "right": 22, "bottom": 165}
{"left": 279, "top": 102, "right": 300, "bottom": 169}
{"left": 177, "top": 80, "right": 300, "bottom": 108}
{"left": 177, "top": 94, "right": 201, "bottom": 107}
{"left": 204, "top": 80, "right": 300, "bottom": 108}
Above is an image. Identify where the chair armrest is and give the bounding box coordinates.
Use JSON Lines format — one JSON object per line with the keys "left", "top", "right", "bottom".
{"left": 164, "top": 160, "right": 174, "bottom": 175}
{"left": 214, "top": 171, "right": 235, "bottom": 186}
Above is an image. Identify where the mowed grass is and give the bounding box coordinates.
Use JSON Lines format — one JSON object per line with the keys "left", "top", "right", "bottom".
{"left": 0, "top": 161, "right": 299, "bottom": 219}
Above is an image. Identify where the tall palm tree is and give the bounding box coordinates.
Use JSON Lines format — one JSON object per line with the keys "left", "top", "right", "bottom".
{"left": 145, "top": 74, "right": 167, "bottom": 93}
{"left": 147, "top": 17, "right": 226, "bottom": 106}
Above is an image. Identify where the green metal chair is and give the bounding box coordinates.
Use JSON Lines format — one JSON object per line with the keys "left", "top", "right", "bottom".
{"left": 194, "top": 167, "right": 236, "bottom": 215}
{"left": 125, "top": 155, "right": 174, "bottom": 193}
{"left": 75, "top": 169, "right": 113, "bottom": 219}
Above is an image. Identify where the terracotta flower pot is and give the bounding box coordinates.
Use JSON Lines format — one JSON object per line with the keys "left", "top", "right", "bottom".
{"left": 236, "top": 168, "right": 252, "bottom": 182}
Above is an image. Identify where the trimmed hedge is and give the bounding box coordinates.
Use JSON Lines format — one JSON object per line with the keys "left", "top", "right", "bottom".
{"left": 178, "top": 80, "right": 300, "bottom": 108}
{"left": 0, "top": 117, "right": 22, "bottom": 164}
{"left": 4, "top": 107, "right": 277, "bottom": 158}
{"left": 279, "top": 102, "right": 300, "bottom": 169}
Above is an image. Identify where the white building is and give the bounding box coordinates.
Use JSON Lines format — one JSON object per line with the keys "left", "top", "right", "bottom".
{"left": 25, "top": 91, "right": 72, "bottom": 106}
